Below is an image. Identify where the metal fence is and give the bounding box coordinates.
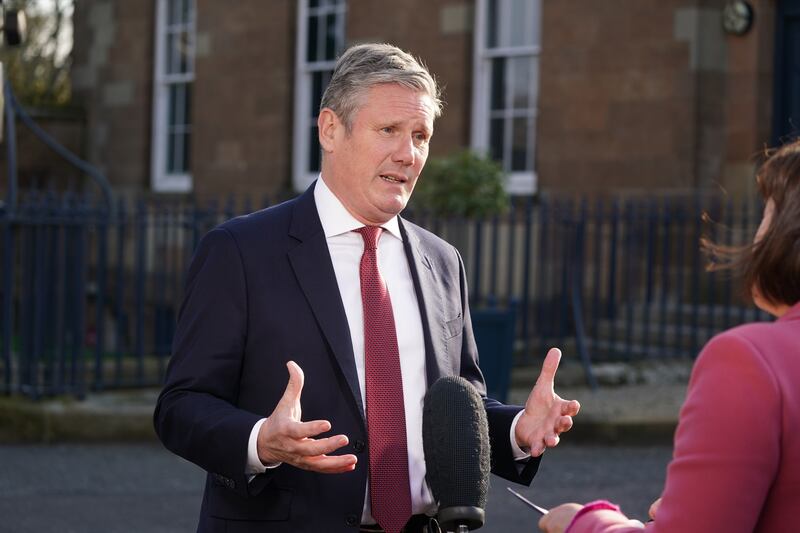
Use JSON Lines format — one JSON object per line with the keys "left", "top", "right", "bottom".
{"left": 0, "top": 189, "right": 768, "bottom": 398}
{"left": 411, "top": 195, "right": 769, "bottom": 363}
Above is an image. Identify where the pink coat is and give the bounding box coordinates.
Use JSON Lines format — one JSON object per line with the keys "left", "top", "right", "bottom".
{"left": 567, "top": 302, "right": 800, "bottom": 533}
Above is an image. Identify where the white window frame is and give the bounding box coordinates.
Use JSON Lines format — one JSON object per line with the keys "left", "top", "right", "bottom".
{"left": 151, "top": 0, "right": 196, "bottom": 193}
{"left": 471, "top": 0, "right": 541, "bottom": 195}
{"left": 293, "top": 0, "right": 347, "bottom": 193}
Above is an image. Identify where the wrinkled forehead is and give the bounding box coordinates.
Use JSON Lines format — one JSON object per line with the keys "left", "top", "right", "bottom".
{"left": 356, "top": 83, "right": 436, "bottom": 119}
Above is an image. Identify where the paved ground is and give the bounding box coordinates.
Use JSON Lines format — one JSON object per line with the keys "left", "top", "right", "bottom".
{"left": 0, "top": 443, "right": 672, "bottom": 533}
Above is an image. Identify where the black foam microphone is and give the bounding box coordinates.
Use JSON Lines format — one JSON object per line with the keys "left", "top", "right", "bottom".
{"left": 423, "top": 376, "right": 490, "bottom": 531}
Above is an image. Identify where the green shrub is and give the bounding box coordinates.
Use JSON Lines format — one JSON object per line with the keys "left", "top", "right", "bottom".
{"left": 412, "top": 150, "right": 509, "bottom": 217}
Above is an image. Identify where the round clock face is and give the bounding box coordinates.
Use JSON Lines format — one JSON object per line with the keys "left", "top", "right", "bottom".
{"left": 722, "top": 1, "right": 754, "bottom": 36}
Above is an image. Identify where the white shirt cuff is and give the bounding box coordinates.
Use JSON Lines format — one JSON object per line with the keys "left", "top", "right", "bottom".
{"left": 510, "top": 410, "right": 531, "bottom": 461}
{"left": 246, "top": 418, "right": 281, "bottom": 477}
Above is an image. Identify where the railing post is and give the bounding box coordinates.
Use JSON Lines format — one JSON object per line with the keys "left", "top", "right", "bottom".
{"left": 134, "top": 199, "right": 147, "bottom": 385}
{"left": 1, "top": 203, "right": 13, "bottom": 393}
{"left": 94, "top": 204, "right": 109, "bottom": 391}
{"left": 472, "top": 217, "right": 483, "bottom": 304}
{"left": 114, "top": 197, "right": 127, "bottom": 386}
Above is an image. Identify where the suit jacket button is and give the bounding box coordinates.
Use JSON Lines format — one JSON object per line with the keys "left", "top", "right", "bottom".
{"left": 345, "top": 514, "right": 359, "bottom": 527}
{"left": 353, "top": 440, "right": 365, "bottom": 453}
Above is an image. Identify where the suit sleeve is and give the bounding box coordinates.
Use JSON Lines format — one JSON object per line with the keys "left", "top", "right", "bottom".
{"left": 567, "top": 331, "right": 781, "bottom": 533}
{"left": 452, "top": 248, "right": 541, "bottom": 484}
{"left": 153, "top": 227, "right": 264, "bottom": 498}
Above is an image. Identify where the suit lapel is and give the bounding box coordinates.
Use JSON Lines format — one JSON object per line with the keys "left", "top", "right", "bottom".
{"left": 400, "top": 218, "right": 454, "bottom": 385}
{"left": 287, "top": 184, "right": 366, "bottom": 422}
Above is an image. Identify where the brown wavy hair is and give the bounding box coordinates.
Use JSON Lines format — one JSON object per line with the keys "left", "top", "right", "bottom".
{"left": 704, "top": 140, "right": 800, "bottom": 307}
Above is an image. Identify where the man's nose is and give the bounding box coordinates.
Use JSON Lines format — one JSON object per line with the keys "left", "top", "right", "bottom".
{"left": 392, "top": 136, "right": 415, "bottom": 167}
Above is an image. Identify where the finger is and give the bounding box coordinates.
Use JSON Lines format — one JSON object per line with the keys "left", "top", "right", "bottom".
{"left": 538, "top": 511, "right": 549, "bottom": 531}
{"left": 555, "top": 415, "right": 573, "bottom": 434}
{"left": 649, "top": 497, "right": 662, "bottom": 520}
{"left": 301, "top": 453, "right": 358, "bottom": 474}
{"left": 278, "top": 360, "right": 305, "bottom": 408}
{"left": 534, "top": 348, "right": 562, "bottom": 392}
{"left": 286, "top": 418, "right": 333, "bottom": 439}
{"left": 561, "top": 399, "right": 580, "bottom": 416}
{"left": 530, "top": 440, "right": 547, "bottom": 457}
{"left": 293, "top": 434, "right": 350, "bottom": 457}
{"left": 544, "top": 433, "right": 560, "bottom": 448}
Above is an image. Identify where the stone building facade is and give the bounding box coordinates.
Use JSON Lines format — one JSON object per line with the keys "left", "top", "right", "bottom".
{"left": 67, "top": 0, "right": 792, "bottom": 201}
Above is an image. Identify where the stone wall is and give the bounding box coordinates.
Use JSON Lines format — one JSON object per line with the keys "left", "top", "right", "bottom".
{"left": 67, "top": 0, "right": 778, "bottom": 200}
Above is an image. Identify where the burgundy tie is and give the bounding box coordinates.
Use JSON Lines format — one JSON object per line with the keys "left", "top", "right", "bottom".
{"left": 356, "top": 226, "right": 412, "bottom": 533}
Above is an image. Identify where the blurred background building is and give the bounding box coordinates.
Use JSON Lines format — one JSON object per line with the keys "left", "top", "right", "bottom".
{"left": 1, "top": 0, "right": 795, "bottom": 398}
{"left": 62, "top": 0, "right": 794, "bottom": 202}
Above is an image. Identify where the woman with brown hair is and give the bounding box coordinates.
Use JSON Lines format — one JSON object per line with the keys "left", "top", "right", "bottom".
{"left": 539, "top": 140, "right": 800, "bottom": 533}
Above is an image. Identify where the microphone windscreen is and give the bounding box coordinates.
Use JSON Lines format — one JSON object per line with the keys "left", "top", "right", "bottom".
{"left": 422, "top": 376, "right": 490, "bottom": 513}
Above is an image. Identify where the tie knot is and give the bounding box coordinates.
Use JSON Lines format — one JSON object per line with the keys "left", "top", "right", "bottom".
{"left": 356, "top": 226, "right": 383, "bottom": 250}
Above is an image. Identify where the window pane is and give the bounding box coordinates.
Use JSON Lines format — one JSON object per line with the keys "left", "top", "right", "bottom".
{"left": 168, "top": 0, "right": 180, "bottom": 26}
{"left": 168, "top": 85, "right": 178, "bottom": 126}
{"left": 167, "top": 132, "right": 177, "bottom": 173}
{"left": 165, "top": 33, "right": 175, "bottom": 73}
{"left": 183, "top": 85, "right": 192, "bottom": 128}
{"left": 181, "top": 0, "right": 191, "bottom": 24}
{"left": 510, "top": 56, "right": 531, "bottom": 110}
{"left": 309, "top": 126, "right": 321, "bottom": 171}
{"left": 510, "top": 0, "right": 533, "bottom": 47}
{"left": 491, "top": 58, "right": 506, "bottom": 110}
{"left": 325, "top": 13, "right": 337, "bottom": 60}
{"left": 175, "top": 131, "right": 185, "bottom": 173}
{"left": 309, "top": 0, "right": 320, "bottom": 7}
{"left": 168, "top": 84, "right": 190, "bottom": 127}
{"left": 334, "top": 9, "right": 346, "bottom": 57}
{"left": 511, "top": 117, "right": 530, "bottom": 171}
{"left": 182, "top": 129, "right": 191, "bottom": 172}
{"left": 307, "top": 15, "right": 319, "bottom": 62}
{"left": 490, "top": 118, "right": 505, "bottom": 165}
{"left": 311, "top": 70, "right": 332, "bottom": 117}
{"left": 486, "top": 0, "right": 498, "bottom": 48}
{"left": 179, "top": 30, "right": 190, "bottom": 73}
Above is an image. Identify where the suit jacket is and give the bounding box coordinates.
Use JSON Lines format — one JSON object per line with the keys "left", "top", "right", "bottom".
{"left": 566, "top": 301, "right": 800, "bottom": 533}
{"left": 154, "top": 183, "right": 538, "bottom": 533}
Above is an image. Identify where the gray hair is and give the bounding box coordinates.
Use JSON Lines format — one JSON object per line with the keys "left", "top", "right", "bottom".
{"left": 320, "top": 43, "right": 443, "bottom": 131}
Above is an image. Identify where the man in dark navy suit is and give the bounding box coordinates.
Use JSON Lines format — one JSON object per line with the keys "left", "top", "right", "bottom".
{"left": 154, "top": 43, "right": 580, "bottom": 533}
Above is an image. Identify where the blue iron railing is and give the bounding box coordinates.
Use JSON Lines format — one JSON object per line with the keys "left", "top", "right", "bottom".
{"left": 0, "top": 80, "right": 771, "bottom": 398}
{"left": 0, "top": 188, "right": 768, "bottom": 398}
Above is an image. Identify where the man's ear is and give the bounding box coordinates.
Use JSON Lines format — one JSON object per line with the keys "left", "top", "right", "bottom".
{"left": 318, "top": 108, "right": 340, "bottom": 153}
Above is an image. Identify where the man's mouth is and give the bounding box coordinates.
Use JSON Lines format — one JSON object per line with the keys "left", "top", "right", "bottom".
{"left": 379, "top": 174, "right": 406, "bottom": 183}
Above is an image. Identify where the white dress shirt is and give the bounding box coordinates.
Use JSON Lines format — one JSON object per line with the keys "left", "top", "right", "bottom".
{"left": 246, "top": 177, "right": 528, "bottom": 524}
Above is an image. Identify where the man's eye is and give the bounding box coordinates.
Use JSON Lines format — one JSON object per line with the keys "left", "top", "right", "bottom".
{"left": 381, "top": 127, "right": 394, "bottom": 134}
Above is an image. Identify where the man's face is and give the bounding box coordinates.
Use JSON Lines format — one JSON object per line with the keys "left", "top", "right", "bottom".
{"left": 319, "top": 83, "right": 435, "bottom": 225}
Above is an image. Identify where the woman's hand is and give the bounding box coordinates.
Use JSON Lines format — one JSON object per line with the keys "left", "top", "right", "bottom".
{"left": 539, "top": 503, "right": 583, "bottom": 533}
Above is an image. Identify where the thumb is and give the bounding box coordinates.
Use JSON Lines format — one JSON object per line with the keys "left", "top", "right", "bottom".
{"left": 278, "top": 360, "right": 305, "bottom": 409}
{"left": 534, "top": 347, "right": 562, "bottom": 392}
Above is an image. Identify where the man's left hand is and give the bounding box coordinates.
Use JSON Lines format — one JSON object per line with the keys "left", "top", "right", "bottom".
{"left": 515, "top": 347, "right": 580, "bottom": 456}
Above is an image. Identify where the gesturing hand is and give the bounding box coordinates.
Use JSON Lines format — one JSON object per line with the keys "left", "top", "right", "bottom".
{"left": 515, "top": 348, "right": 580, "bottom": 456}
{"left": 257, "top": 361, "right": 357, "bottom": 473}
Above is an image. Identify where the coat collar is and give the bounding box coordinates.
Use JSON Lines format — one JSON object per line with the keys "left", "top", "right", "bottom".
{"left": 399, "top": 218, "right": 453, "bottom": 385}
{"left": 779, "top": 300, "right": 800, "bottom": 322}
{"left": 287, "top": 183, "right": 365, "bottom": 424}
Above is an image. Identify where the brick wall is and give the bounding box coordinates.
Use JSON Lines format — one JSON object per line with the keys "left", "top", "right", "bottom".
{"left": 68, "top": 0, "right": 777, "bottom": 199}
{"left": 72, "top": 0, "right": 155, "bottom": 197}
{"left": 192, "top": 0, "right": 295, "bottom": 201}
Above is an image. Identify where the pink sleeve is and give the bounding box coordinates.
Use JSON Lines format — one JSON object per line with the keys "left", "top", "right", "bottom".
{"left": 567, "top": 331, "right": 780, "bottom": 533}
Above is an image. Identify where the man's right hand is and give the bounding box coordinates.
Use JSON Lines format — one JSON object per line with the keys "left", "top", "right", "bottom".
{"left": 257, "top": 361, "right": 357, "bottom": 473}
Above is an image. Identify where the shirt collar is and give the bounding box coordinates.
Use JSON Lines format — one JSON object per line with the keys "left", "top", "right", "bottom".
{"left": 779, "top": 300, "right": 800, "bottom": 322}
{"left": 314, "top": 175, "right": 402, "bottom": 241}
